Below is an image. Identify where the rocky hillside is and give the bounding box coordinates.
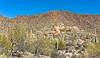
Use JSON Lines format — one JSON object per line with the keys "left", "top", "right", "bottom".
{"left": 0, "top": 11, "right": 100, "bottom": 58}
{"left": 0, "top": 16, "right": 16, "bottom": 32}
{"left": 0, "top": 11, "right": 100, "bottom": 36}
{"left": 16, "top": 11, "right": 100, "bottom": 37}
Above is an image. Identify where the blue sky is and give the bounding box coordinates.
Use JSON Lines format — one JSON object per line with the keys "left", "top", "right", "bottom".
{"left": 0, "top": 0, "right": 100, "bottom": 18}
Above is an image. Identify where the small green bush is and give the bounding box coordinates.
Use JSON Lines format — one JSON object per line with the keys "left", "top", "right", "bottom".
{"left": 87, "top": 42, "right": 100, "bottom": 57}
{"left": 0, "top": 53, "right": 7, "bottom": 58}
{"left": 29, "top": 38, "right": 55, "bottom": 56}
{"left": 0, "top": 34, "right": 12, "bottom": 55}
{"left": 57, "top": 39, "right": 66, "bottom": 50}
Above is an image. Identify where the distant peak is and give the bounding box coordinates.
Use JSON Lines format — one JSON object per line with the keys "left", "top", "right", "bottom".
{"left": 48, "top": 11, "right": 72, "bottom": 14}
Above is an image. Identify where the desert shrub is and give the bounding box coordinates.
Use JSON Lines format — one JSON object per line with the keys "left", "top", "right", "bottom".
{"left": 87, "top": 42, "right": 100, "bottom": 57}
{"left": 29, "top": 38, "right": 55, "bottom": 56}
{"left": 9, "top": 24, "right": 28, "bottom": 53}
{"left": 56, "top": 39, "right": 66, "bottom": 50}
{"left": 51, "top": 49, "right": 59, "bottom": 58}
{"left": 0, "top": 34, "right": 12, "bottom": 56}
{"left": 0, "top": 53, "right": 7, "bottom": 58}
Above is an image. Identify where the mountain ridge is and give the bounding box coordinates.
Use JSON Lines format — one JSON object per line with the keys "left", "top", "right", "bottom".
{"left": 16, "top": 11, "right": 100, "bottom": 37}
{"left": 0, "top": 11, "right": 100, "bottom": 37}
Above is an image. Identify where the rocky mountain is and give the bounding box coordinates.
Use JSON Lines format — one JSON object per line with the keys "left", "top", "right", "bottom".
{"left": 0, "top": 11, "right": 100, "bottom": 36}
{"left": 16, "top": 11, "right": 100, "bottom": 37}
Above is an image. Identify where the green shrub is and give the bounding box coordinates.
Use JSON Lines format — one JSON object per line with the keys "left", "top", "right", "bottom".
{"left": 30, "top": 38, "right": 55, "bottom": 56}
{"left": 11, "top": 24, "right": 28, "bottom": 52}
{"left": 87, "top": 42, "right": 100, "bottom": 57}
{"left": 57, "top": 39, "right": 66, "bottom": 50}
{"left": 0, "top": 53, "right": 7, "bottom": 58}
{"left": 0, "top": 34, "right": 12, "bottom": 55}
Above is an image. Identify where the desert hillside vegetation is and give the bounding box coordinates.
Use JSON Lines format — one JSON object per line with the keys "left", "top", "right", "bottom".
{"left": 0, "top": 11, "right": 100, "bottom": 58}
